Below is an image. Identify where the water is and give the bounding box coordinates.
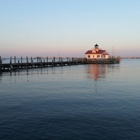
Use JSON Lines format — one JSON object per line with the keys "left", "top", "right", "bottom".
{"left": 0, "top": 60, "right": 140, "bottom": 140}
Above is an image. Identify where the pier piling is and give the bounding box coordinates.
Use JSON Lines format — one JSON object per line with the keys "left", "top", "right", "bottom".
{"left": 21, "top": 57, "right": 22, "bottom": 63}
{"left": 10, "top": 57, "right": 12, "bottom": 63}
{"left": 14, "top": 56, "right": 16, "bottom": 63}
{"left": 0, "top": 56, "right": 2, "bottom": 73}
{"left": 10, "top": 60, "right": 12, "bottom": 72}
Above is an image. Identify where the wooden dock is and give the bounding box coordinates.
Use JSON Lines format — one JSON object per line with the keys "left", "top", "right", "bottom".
{"left": 0, "top": 56, "right": 121, "bottom": 72}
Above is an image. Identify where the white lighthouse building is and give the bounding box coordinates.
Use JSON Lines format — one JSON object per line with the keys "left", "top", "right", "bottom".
{"left": 85, "top": 44, "right": 109, "bottom": 59}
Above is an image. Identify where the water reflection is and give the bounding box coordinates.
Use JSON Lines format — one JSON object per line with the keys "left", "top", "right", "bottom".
{"left": 86, "top": 64, "right": 108, "bottom": 81}
{"left": 0, "top": 64, "right": 120, "bottom": 84}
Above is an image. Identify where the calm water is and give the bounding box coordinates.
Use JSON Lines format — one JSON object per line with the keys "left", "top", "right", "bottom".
{"left": 0, "top": 60, "right": 140, "bottom": 140}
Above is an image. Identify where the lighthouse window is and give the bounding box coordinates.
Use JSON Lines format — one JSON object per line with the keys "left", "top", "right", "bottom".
{"left": 93, "top": 55, "right": 94, "bottom": 57}
{"left": 97, "top": 55, "right": 100, "bottom": 58}
{"left": 88, "top": 55, "right": 90, "bottom": 58}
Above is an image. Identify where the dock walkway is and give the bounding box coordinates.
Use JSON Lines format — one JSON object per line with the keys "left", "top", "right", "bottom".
{"left": 0, "top": 56, "right": 120, "bottom": 72}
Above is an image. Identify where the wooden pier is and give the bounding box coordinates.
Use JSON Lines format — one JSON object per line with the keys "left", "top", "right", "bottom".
{"left": 0, "top": 56, "right": 121, "bottom": 72}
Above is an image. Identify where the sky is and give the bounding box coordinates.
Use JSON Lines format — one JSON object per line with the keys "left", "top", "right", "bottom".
{"left": 0, "top": 0, "right": 140, "bottom": 57}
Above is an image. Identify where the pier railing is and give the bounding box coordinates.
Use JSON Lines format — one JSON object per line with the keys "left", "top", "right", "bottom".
{"left": 0, "top": 56, "right": 121, "bottom": 72}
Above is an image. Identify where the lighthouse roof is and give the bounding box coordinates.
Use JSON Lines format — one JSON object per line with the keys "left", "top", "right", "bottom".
{"left": 85, "top": 50, "right": 109, "bottom": 55}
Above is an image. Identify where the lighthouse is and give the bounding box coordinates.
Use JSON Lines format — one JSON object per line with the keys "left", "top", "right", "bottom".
{"left": 85, "top": 44, "right": 109, "bottom": 59}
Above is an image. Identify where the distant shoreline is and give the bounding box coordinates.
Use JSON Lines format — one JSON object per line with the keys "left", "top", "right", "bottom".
{"left": 121, "top": 57, "right": 140, "bottom": 59}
